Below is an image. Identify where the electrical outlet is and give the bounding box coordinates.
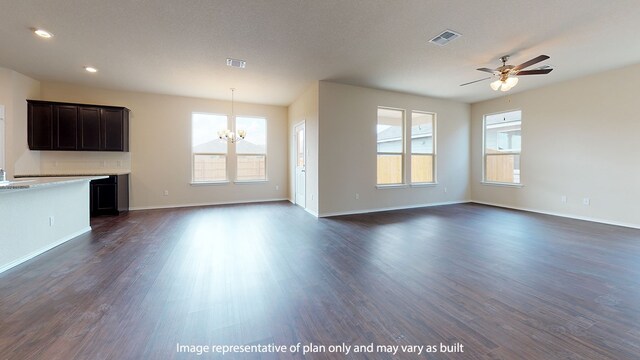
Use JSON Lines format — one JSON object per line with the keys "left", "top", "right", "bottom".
{"left": 163, "top": 190, "right": 169, "bottom": 196}
{"left": 49, "top": 216, "right": 54, "bottom": 227}
{"left": 275, "top": 185, "right": 279, "bottom": 191}
{"left": 582, "top": 197, "right": 590, "bottom": 205}
{"left": 355, "top": 193, "right": 359, "bottom": 200}
{"left": 444, "top": 187, "right": 448, "bottom": 193}
{"left": 561, "top": 195, "right": 567, "bottom": 203}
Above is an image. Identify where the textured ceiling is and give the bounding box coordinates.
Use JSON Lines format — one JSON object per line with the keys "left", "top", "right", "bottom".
{"left": 2, "top": 0, "right": 640, "bottom": 106}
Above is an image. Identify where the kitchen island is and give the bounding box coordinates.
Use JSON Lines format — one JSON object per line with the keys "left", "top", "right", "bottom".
{"left": 15, "top": 172, "right": 131, "bottom": 216}
{"left": 0, "top": 176, "right": 106, "bottom": 273}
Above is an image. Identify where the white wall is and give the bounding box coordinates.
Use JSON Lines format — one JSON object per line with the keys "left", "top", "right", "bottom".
{"left": 40, "top": 82, "right": 288, "bottom": 210}
{"left": 288, "top": 83, "right": 319, "bottom": 214}
{"left": 0, "top": 105, "right": 4, "bottom": 170}
{"left": 470, "top": 63, "right": 640, "bottom": 228}
{"left": 0, "top": 67, "right": 41, "bottom": 178}
{"left": 0, "top": 69, "right": 12, "bottom": 176}
{"left": 317, "top": 81, "right": 470, "bottom": 216}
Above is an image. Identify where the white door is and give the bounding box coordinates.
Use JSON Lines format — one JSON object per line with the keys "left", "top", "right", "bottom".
{"left": 295, "top": 122, "right": 306, "bottom": 208}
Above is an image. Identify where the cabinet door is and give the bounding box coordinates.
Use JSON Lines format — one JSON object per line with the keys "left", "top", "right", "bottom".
{"left": 96, "top": 184, "right": 118, "bottom": 213}
{"left": 28, "top": 103, "right": 53, "bottom": 150}
{"left": 91, "top": 183, "right": 117, "bottom": 215}
{"left": 102, "top": 109, "right": 125, "bottom": 151}
{"left": 78, "top": 107, "right": 101, "bottom": 150}
{"left": 54, "top": 105, "right": 78, "bottom": 150}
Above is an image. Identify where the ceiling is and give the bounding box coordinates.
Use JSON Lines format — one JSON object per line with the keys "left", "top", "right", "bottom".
{"left": 2, "top": 0, "right": 640, "bottom": 106}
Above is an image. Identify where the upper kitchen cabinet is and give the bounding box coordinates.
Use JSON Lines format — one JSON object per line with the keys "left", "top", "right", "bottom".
{"left": 27, "top": 100, "right": 130, "bottom": 152}
{"left": 28, "top": 102, "right": 53, "bottom": 150}
{"left": 102, "top": 108, "right": 129, "bottom": 151}
{"left": 55, "top": 105, "right": 79, "bottom": 150}
{"left": 78, "top": 106, "right": 101, "bottom": 150}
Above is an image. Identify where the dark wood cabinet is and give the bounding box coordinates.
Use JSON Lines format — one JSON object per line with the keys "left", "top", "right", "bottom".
{"left": 78, "top": 107, "right": 102, "bottom": 150}
{"left": 28, "top": 103, "right": 53, "bottom": 150}
{"left": 102, "top": 108, "right": 128, "bottom": 151}
{"left": 90, "top": 174, "right": 129, "bottom": 216}
{"left": 54, "top": 105, "right": 78, "bottom": 150}
{"left": 27, "top": 100, "right": 129, "bottom": 152}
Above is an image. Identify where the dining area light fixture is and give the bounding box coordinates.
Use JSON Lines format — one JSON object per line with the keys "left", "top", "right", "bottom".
{"left": 218, "top": 88, "right": 246, "bottom": 143}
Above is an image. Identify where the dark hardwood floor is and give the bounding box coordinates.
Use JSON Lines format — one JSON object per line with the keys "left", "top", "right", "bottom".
{"left": 1, "top": 202, "right": 639, "bottom": 359}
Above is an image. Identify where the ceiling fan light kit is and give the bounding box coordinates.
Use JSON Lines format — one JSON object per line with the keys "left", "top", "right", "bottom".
{"left": 461, "top": 54, "right": 552, "bottom": 92}
{"left": 491, "top": 76, "right": 519, "bottom": 91}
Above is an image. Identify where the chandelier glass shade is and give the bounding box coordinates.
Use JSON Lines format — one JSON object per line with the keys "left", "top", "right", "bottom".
{"left": 218, "top": 88, "right": 246, "bottom": 143}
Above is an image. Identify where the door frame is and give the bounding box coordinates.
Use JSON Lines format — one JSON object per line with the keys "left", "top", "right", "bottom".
{"left": 294, "top": 120, "right": 306, "bottom": 208}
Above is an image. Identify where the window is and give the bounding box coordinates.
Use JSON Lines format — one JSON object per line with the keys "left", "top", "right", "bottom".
{"left": 377, "top": 108, "right": 404, "bottom": 185}
{"left": 192, "top": 113, "right": 228, "bottom": 182}
{"left": 235, "top": 116, "right": 267, "bottom": 181}
{"left": 411, "top": 111, "right": 435, "bottom": 183}
{"left": 483, "top": 110, "right": 522, "bottom": 184}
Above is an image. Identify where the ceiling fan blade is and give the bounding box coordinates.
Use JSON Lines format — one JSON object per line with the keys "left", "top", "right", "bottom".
{"left": 477, "top": 67, "right": 497, "bottom": 74}
{"left": 512, "top": 55, "right": 550, "bottom": 72}
{"left": 460, "top": 77, "right": 491, "bottom": 86}
{"left": 516, "top": 69, "right": 553, "bottom": 75}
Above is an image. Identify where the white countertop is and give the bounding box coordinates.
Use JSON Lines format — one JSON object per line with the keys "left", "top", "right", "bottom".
{"left": 14, "top": 171, "right": 131, "bottom": 178}
{"left": 0, "top": 176, "right": 108, "bottom": 191}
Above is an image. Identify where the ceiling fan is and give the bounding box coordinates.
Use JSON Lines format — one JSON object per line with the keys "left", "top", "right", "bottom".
{"left": 460, "top": 55, "right": 553, "bottom": 91}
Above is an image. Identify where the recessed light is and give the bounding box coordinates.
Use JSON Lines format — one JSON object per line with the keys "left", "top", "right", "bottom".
{"left": 84, "top": 66, "right": 98, "bottom": 73}
{"left": 33, "top": 28, "right": 53, "bottom": 38}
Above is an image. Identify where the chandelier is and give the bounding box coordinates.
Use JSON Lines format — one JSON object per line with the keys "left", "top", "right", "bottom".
{"left": 218, "top": 88, "right": 246, "bottom": 143}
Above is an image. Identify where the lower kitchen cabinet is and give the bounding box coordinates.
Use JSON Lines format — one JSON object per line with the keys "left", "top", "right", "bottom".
{"left": 90, "top": 174, "right": 129, "bottom": 216}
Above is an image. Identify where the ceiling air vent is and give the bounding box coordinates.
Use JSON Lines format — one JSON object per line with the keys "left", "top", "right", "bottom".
{"left": 429, "top": 29, "right": 461, "bottom": 46}
{"left": 226, "top": 58, "right": 246, "bottom": 69}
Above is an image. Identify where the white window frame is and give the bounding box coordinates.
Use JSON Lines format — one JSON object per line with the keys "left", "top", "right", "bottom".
{"left": 376, "top": 107, "right": 405, "bottom": 187}
{"left": 234, "top": 116, "right": 268, "bottom": 183}
{"left": 409, "top": 110, "right": 437, "bottom": 185}
{"left": 482, "top": 109, "right": 523, "bottom": 187}
{"left": 191, "top": 112, "right": 229, "bottom": 184}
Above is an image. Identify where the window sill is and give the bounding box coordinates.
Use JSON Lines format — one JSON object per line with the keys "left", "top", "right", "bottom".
{"left": 190, "top": 181, "right": 230, "bottom": 186}
{"left": 376, "top": 184, "right": 409, "bottom": 189}
{"left": 410, "top": 182, "right": 438, "bottom": 187}
{"left": 480, "top": 181, "right": 524, "bottom": 188}
{"left": 234, "top": 180, "right": 268, "bottom": 184}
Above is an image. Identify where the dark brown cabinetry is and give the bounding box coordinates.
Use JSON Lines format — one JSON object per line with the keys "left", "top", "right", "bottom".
{"left": 102, "top": 108, "right": 128, "bottom": 151}
{"left": 78, "top": 107, "right": 102, "bottom": 150}
{"left": 55, "top": 105, "right": 78, "bottom": 150}
{"left": 90, "top": 174, "right": 129, "bottom": 216}
{"left": 28, "top": 102, "right": 54, "bottom": 150}
{"left": 27, "top": 100, "right": 129, "bottom": 151}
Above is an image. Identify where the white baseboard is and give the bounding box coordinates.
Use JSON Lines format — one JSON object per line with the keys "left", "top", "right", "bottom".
{"left": 0, "top": 226, "right": 92, "bottom": 274}
{"left": 472, "top": 201, "right": 640, "bottom": 230}
{"left": 318, "top": 200, "right": 470, "bottom": 218}
{"left": 304, "top": 207, "right": 319, "bottom": 217}
{"left": 129, "top": 198, "right": 290, "bottom": 211}
{"left": 285, "top": 198, "right": 318, "bottom": 217}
